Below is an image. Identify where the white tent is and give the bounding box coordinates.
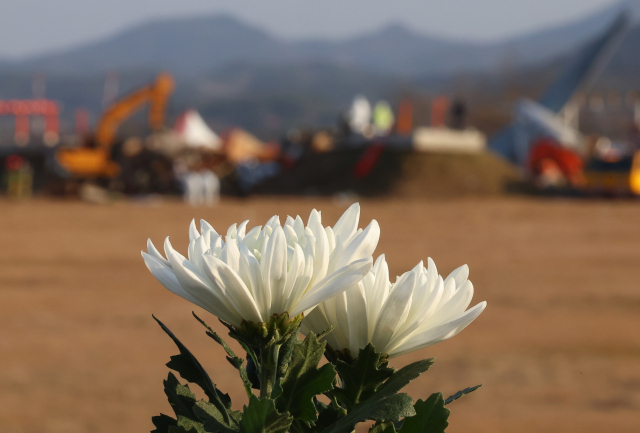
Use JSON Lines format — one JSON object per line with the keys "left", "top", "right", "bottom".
{"left": 348, "top": 95, "right": 372, "bottom": 135}
{"left": 174, "top": 110, "right": 222, "bottom": 151}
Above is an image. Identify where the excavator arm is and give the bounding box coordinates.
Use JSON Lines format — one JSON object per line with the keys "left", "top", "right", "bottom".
{"left": 95, "top": 72, "right": 175, "bottom": 149}
{"left": 55, "top": 72, "right": 175, "bottom": 179}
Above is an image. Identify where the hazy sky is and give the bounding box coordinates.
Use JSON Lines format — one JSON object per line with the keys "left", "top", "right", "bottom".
{"left": 0, "top": 0, "right": 620, "bottom": 58}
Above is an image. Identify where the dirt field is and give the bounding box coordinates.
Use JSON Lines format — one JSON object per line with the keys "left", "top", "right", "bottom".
{"left": 1, "top": 196, "right": 639, "bottom": 433}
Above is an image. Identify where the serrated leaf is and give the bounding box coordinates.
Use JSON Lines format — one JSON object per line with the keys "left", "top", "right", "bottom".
{"left": 163, "top": 372, "right": 241, "bottom": 433}
{"left": 400, "top": 393, "right": 449, "bottom": 433}
{"left": 322, "top": 358, "right": 434, "bottom": 433}
{"left": 193, "top": 313, "right": 253, "bottom": 398}
{"left": 370, "top": 422, "right": 397, "bottom": 433}
{"left": 276, "top": 331, "right": 299, "bottom": 379}
{"left": 164, "top": 373, "right": 200, "bottom": 419}
{"left": 152, "top": 414, "right": 178, "bottom": 433}
{"left": 154, "top": 316, "right": 235, "bottom": 426}
{"left": 176, "top": 415, "right": 207, "bottom": 433}
{"left": 193, "top": 400, "right": 242, "bottom": 433}
{"left": 331, "top": 343, "right": 394, "bottom": 411}
{"left": 163, "top": 373, "right": 206, "bottom": 433}
{"left": 444, "top": 384, "right": 482, "bottom": 405}
{"left": 240, "top": 395, "right": 293, "bottom": 433}
{"left": 275, "top": 332, "right": 336, "bottom": 422}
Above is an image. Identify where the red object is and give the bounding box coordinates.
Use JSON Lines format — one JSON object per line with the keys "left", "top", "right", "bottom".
{"left": 528, "top": 138, "right": 585, "bottom": 185}
{"left": 431, "top": 96, "right": 449, "bottom": 127}
{"left": 5, "top": 154, "right": 24, "bottom": 170}
{"left": 353, "top": 143, "right": 385, "bottom": 179}
{"left": 396, "top": 99, "right": 413, "bottom": 135}
{"left": 0, "top": 99, "right": 60, "bottom": 140}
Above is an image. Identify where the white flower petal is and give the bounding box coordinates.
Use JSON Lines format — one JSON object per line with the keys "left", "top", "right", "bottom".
{"left": 237, "top": 220, "right": 249, "bottom": 240}
{"left": 345, "top": 284, "right": 369, "bottom": 354}
{"left": 335, "top": 220, "right": 380, "bottom": 269}
{"left": 226, "top": 223, "right": 238, "bottom": 239}
{"left": 201, "top": 255, "right": 263, "bottom": 323}
{"left": 371, "top": 269, "right": 416, "bottom": 351}
{"left": 164, "top": 238, "right": 241, "bottom": 325}
{"left": 284, "top": 225, "right": 298, "bottom": 247}
{"left": 424, "top": 280, "right": 474, "bottom": 327}
{"left": 242, "top": 225, "right": 262, "bottom": 250}
{"left": 333, "top": 203, "right": 360, "bottom": 245}
{"left": 281, "top": 243, "right": 305, "bottom": 312}
{"left": 444, "top": 264, "right": 469, "bottom": 287}
{"left": 290, "top": 257, "right": 372, "bottom": 317}
{"left": 200, "top": 219, "right": 218, "bottom": 236}
{"left": 210, "top": 234, "right": 223, "bottom": 257}
{"left": 293, "top": 215, "right": 305, "bottom": 238}
{"left": 142, "top": 252, "right": 204, "bottom": 309}
{"left": 309, "top": 218, "right": 330, "bottom": 285}
{"left": 366, "top": 254, "right": 389, "bottom": 337}
{"left": 189, "top": 219, "right": 199, "bottom": 242}
{"left": 325, "top": 226, "right": 336, "bottom": 253}
{"left": 308, "top": 209, "right": 322, "bottom": 227}
{"left": 221, "top": 237, "right": 241, "bottom": 273}
{"left": 237, "top": 243, "right": 267, "bottom": 312}
{"left": 389, "top": 301, "right": 487, "bottom": 358}
{"left": 147, "top": 239, "right": 170, "bottom": 267}
{"left": 260, "top": 226, "right": 288, "bottom": 314}
{"left": 287, "top": 244, "right": 315, "bottom": 312}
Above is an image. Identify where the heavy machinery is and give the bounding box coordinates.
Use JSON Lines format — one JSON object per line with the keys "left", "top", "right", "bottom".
{"left": 54, "top": 72, "right": 175, "bottom": 179}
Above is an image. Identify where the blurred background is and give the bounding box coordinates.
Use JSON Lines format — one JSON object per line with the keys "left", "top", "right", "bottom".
{"left": 1, "top": 1, "right": 639, "bottom": 432}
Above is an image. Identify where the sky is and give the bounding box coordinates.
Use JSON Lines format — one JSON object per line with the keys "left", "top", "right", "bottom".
{"left": 0, "top": 0, "right": 622, "bottom": 59}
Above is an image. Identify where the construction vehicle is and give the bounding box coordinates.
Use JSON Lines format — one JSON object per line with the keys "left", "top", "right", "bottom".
{"left": 54, "top": 72, "right": 175, "bottom": 179}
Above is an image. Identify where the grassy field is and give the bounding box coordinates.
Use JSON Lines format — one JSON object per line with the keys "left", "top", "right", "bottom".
{"left": 1, "top": 196, "right": 639, "bottom": 433}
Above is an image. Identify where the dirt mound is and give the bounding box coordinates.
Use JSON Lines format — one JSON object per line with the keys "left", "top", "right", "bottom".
{"left": 392, "top": 151, "right": 521, "bottom": 198}
{"left": 252, "top": 148, "right": 521, "bottom": 198}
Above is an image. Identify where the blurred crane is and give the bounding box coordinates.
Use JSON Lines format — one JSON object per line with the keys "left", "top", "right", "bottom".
{"left": 55, "top": 72, "right": 175, "bottom": 179}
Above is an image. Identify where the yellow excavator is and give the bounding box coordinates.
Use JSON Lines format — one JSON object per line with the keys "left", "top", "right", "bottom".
{"left": 55, "top": 72, "right": 175, "bottom": 178}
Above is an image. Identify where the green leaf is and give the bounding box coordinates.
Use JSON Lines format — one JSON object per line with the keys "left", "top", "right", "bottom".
{"left": 245, "top": 354, "right": 261, "bottom": 390}
{"left": 400, "top": 393, "right": 449, "bottom": 433}
{"left": 176, "top": 416, "right": 207, "bottom": 433}
{"left": 154, "top": 316, "right": 235, "bottom": 425}
{"left": 218, "top": 319, "right": 260, "bottom": 390}
{"left": 169, "top": 426, "right": 195, "bottom": 433}
{"left": 240, "top": 395, "right": 293, "bottom": 433}
{"left": 152, "top": 414, "right": 178, "bottom": 433}
{"left": 163, "top": 372, "right": 241, "bottom": 433}
{"left": 275, "top": 332, "right": 336, "bottom": 422}
{"left": 162, "top": 373, "right": 206, "bottom": 433}
{"left": 370, "top": 422, "right": 397, "bottom": 433}
{"left": 444, "top": 384, "right": 482, "bottom": 405}
{"left": 164, "top": 373, "right": 199, "bottom": 419}
{"left": 331, "top": 343, "right": 394, "bottom": 411}
{"left": 276, "top": 331, "right": 299, "bottom": 379}
{"left": 193, "top": 313, "right": 254, "bottom": 398}
{"left": 322, "top": 358, "right": 435, "bottom": 433}
{"left": 193, "top": 400, "right": 242, "bottom": 433}
{"left": 309, "top": 399, "right": 347, "bottom": 433}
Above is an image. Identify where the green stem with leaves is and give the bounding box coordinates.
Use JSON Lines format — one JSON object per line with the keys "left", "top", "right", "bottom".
{"left": 259, "top": 343, "right": 280, "bottom": 399}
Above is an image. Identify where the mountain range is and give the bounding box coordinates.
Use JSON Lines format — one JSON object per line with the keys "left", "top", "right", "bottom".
{"left": 0, "top": 2, "right": 637, "bottom": 137}
{"left": 2, "top": 3, "right": 625, "bottom": 78}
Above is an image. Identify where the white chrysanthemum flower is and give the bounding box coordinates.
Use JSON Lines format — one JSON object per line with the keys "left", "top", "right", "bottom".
{"left": 142, "top": 204, "right": 379, "bottom": 330}
{"left": 302, "top": 255, "right": 486, "bottom": 358}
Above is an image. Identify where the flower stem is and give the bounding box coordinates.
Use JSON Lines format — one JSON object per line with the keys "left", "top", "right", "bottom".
{"left": 259, "top": 343, "right": 280, "bottom": 399}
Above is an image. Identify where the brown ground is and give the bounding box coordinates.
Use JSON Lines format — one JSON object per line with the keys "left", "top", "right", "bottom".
{"left": 1, "top": 196, "right": 639, "bottom": 433}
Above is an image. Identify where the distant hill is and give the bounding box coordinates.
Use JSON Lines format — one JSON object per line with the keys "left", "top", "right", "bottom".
{"left": 4, "top": 3, "right": 625, "bottom": 77}
{"left": 0, "top": 2, "right": 636, "bottom": 139}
